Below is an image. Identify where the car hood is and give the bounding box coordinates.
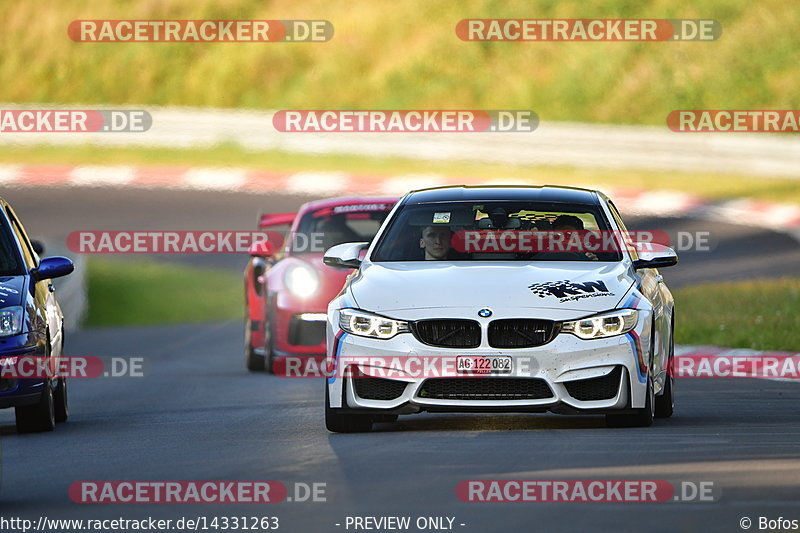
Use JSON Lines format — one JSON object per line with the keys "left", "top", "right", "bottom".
{"left": 349, "top": 261, "right": 634, "bottom": 314}
{"left": 0, "top": 275, "right": 25, "bottom": 307}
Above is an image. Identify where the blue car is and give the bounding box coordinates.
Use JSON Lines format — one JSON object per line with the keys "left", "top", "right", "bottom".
{"left": 0, "top": 197, "right": 74, "bottom": 433}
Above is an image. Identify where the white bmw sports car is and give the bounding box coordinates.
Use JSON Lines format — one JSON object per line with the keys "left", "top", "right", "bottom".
{"left": 323, "top": 186, "right": 677, "bottom": 432}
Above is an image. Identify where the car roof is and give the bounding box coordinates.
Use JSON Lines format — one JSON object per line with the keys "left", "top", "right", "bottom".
{"left": 298, "top": 195, "right": 399, "bottom": 213}
{"left": 402, "top": 185, "right": 600, "bottom": 205}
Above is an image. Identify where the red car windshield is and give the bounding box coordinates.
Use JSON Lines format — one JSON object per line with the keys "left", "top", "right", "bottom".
{"left": 290, "top": 203, "right": 394, "bottom": 254}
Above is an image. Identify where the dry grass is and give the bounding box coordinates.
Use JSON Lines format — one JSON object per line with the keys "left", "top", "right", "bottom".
{"left": 1, "top": 0, "right": 798, "bottom": 124}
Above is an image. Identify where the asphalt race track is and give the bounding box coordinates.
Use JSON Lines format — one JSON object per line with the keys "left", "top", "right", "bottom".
{"left": 1, "top": 323, "right": 799, "bottom": 532}
{"left": 5, "top": 185, "right": 800, "bottom": 285}
{"left": 0, "top": 185, "right": 799, "bottom": 532}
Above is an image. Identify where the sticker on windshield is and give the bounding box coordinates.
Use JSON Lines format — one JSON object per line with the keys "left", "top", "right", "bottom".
{"left": 333, "top": 204, "right": 391, "bottom": 213}
{"left": 433, "top": 212, "right": 451, "bottom": 223}
{"left": 528, "top": 280, "right": 615, "bottom": 303}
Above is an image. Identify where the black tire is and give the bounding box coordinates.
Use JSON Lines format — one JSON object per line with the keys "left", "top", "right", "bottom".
{"left": 655, "top": 328, "right": 675, "bottom": 418}
{"left": 325, "top": 382, "right": 373, "bottom": 433}
{"left": 244, "top": 317, "right": 265, "bottom": 372}
{"left": 606, "top": 375, "right": 654, "bottom": 428}
{"left": 15, "top": 379, "right": 56, "bottom": 433}
{"left": 263, "top": 322, "right": 276, "bottom": 375}
{"left": 54, "top": 377, "right": 69, "bottom": 423}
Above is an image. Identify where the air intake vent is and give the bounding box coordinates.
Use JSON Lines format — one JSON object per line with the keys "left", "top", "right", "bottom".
{"left": 411, "top": 319, "right": 481, "bottom": 348}
{"left": 488, "top": 319, "right": 559, "bottom": 348}
{"left": 418, "top": 378, "right": 553, "bottom": 401}
{"left": 563, "top": 367, "right": 623, "bottom": 401}
{"left": 354, "top": 377, "right": 408, "bottom": 400}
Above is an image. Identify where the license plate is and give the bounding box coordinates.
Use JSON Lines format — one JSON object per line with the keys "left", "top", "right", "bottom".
{"left": 456, "top": 355, "right": 513, "bottom": 374}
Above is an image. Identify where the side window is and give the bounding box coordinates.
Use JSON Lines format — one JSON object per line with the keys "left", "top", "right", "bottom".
{"left": 6, "top": 210, "right": 37, "bottom": 269}
{"left": 606, "top": 201, "right": 638, "bottom": 261}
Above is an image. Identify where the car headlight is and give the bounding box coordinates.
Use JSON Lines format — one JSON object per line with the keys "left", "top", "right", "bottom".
{"left": 285, "top": 263, "right": 320, "bottom": 299}
{"left": 338, "top": 309, "right": 410, "bottom": 339}
{"left": 561, "top": 309, "right": 638, "bottom": 339}
{"left": 0, "top": 306, "right": 24, "bottom": 337}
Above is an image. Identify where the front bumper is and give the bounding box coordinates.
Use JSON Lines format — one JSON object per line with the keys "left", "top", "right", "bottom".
{"left": 262, "top": 290, "right": 328, "bottom": 356}
{"left": 0, "top": 333, "right": 48, "bottom": 409}
{"left": 326, "top": 328, "right": 650, "bottom": 413}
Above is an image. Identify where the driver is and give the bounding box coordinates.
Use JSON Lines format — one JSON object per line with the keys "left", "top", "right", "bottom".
{"left": 419, "top": 225, "right": 453, "bottom": 260}
{"left": 552, "top": 215, "right": 598, "bottom": 261}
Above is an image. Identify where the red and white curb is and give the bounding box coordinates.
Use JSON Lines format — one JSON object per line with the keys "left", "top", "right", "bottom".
{"left": 4, "top": 164, "right": 800, "bottom": 235}
{"left": 675, "top": 345, "right": 800, "bottom": 381}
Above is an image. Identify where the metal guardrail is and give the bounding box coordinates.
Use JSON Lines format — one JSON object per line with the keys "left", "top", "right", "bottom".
{"left": 0, "top": 105, "right": 799, "bottom": 178}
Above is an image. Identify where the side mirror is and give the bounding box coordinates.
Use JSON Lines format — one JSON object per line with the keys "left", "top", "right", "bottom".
{"left": 31, "top": 240, "right": 45, "bottom": 255}
{"left": 249, "top": 239, "right": 275, "bottom": 258}
{"left": 32, "top": 256, "right": 74, "bottom": 281}
{"left": 323, "top": 242, "right": 369, "bottom": 269}
{"left": 633, "top": 244, "right": 678, "bottom": 270}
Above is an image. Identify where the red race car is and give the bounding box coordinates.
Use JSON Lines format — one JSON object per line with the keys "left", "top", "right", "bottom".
{"left": 244, "top": 196, "right": 397, "bottom": 373}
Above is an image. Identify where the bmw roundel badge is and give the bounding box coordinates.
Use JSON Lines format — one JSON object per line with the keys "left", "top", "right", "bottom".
{"left": 478, "top": 308, "right": 492, "bottom": 318}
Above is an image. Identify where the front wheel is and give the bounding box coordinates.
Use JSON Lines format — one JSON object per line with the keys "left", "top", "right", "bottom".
{"left": 654, "top": 374, "right": 673, "bottom": 418}
{"left": 655, "top": 324, "right": 675, "bottom": 418}
{"left": 54, "top": 377, "right": 69, "bottom": 423}
{"left": 15, "top": 379, "right": 56, "bottom": 433}
{"left": 325, "top": 383, "right": 373, "bottom": 433}
{"left": 606, "top": 376, "right": 654, "bottom": 428}
{"left": 263, "top": 321, "right": 276, "bottom": 374}
{"left": 244, "top": 317, "right": 265, "bottom": 372}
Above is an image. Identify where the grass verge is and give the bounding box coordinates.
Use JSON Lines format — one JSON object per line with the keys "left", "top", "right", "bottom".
{"left": 674, "top": 277, "right": 800, "bottom": 352}
{"left": 3, "top": 144, "right": 800, "bottom": 204}
{"left": 85, "top": 258, "right": 241, "bottom": 327}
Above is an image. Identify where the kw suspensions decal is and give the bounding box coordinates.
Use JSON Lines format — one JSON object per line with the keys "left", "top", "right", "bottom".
{"left": 528, "top": 279, "right": 615, "bottom": 303}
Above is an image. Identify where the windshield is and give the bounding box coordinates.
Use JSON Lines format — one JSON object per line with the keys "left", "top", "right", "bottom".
{"left": 291, "top": 202, "right": 394, "bottom": 254}
{"left": 371, "top": 201, "right": 623, "bottom": 262}
{"left": 0, "top": 214, "right": 25, "bottom": 276}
